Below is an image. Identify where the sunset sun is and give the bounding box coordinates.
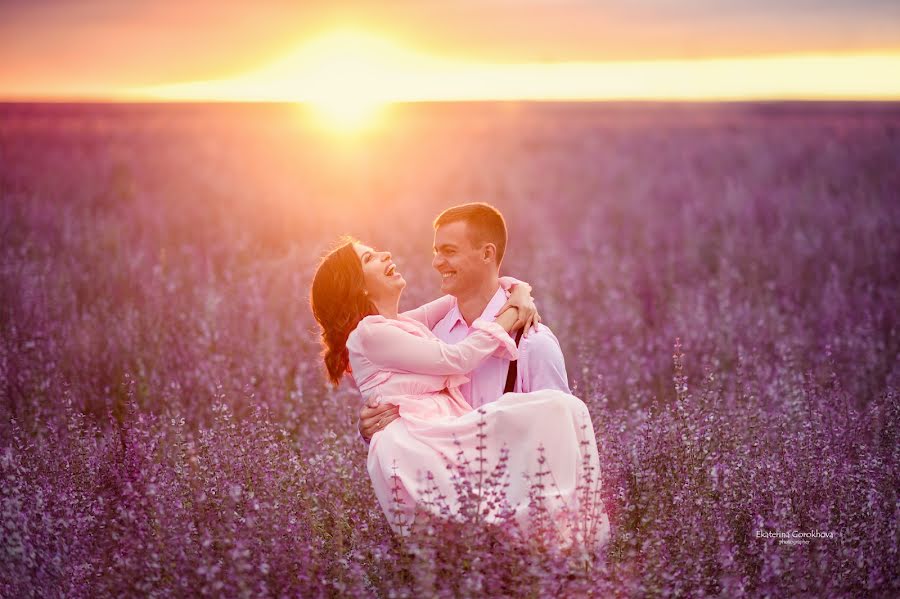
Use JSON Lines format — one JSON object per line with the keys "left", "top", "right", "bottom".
{"left": 292, "top": 30, "right": 400, "bottom": 132}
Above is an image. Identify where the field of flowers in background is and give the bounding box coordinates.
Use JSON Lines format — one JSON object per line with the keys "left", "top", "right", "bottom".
{"left": 1, "top": 101, "right": 898, "bottom": 597}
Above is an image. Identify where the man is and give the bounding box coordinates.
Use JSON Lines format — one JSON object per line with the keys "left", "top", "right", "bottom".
{"left": 358, "top": 202, "right": 570, "bottom": 442}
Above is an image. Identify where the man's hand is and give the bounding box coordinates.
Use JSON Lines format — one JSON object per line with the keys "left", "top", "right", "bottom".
{"left": 496, "top": 282, "right": 541, "bottom": 337}
{"left": 358, "top": 399, "right": 400, "bottom": 442}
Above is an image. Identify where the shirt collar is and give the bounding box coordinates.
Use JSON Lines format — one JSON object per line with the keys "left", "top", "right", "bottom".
{"left": 447, "top": 286, "right": 509, "bottom": 332}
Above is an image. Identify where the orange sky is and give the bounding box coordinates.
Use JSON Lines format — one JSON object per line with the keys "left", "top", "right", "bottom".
{"left": 1, "top": 0, "right": 899, "bottom": 101}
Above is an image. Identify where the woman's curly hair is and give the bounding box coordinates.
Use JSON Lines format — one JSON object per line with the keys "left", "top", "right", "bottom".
{"left": 310, "top": 238, "right": 378, "bottom": 387}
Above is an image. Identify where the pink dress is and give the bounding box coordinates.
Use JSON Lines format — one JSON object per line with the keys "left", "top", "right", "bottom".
{"left": 346, "top": 314, "right": 610, "bottom": 548}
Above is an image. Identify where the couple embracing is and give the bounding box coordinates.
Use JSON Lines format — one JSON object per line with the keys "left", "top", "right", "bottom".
{"left": 311, "top": 203, "right": 610, "bottom": 549}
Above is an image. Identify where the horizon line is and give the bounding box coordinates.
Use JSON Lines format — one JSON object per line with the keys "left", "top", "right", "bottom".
{"left": 3, "top": 96, "right": 900, "bottom": 105}
{"left": 4, "top": 51, "right": 899, "bottom": 105}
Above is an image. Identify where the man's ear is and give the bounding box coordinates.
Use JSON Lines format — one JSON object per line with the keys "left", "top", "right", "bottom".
{"left": 482, "top": 243, "right": 497, "bottom": 263}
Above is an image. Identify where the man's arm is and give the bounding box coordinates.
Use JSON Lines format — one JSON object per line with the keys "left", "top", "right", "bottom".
{"left": 516, "top": 324, "right": 570, "bottom": 393}
{"left": 358, "top": 399, "right": 399, "bottom": 445}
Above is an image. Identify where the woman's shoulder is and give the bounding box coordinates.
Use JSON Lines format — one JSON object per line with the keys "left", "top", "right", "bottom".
{"left": 361, "top": 314, "right": 431, "bottom": 329}
{"left": 348, "top": 315, "right": 381, "bottom": 343}
{"left": 359, "top": 314, "right": 389, "bottom": 327}
{"left": 348, "top": 315, "right": 402, "bottom": 343}
{"left": 352, "top": 314, "right": 432, "bottom": 340}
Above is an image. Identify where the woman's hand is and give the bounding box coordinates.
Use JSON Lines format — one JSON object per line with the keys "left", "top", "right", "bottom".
{"left": 496, "top": 281, "right": 541, "bottom": 337}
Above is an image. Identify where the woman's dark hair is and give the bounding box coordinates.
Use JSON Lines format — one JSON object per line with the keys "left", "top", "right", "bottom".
{"left": 310, "top": 238, "right": 378, "bottom": 387}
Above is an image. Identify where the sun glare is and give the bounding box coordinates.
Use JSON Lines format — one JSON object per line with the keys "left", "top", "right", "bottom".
{"left": 310, "top": 98, "right": 380, "bottom": 130}
{"left": 132, "top": 26, "right": 900, "bottom": 125}
{"left": 291, "top": 30, "right": 400, "bottom": 132}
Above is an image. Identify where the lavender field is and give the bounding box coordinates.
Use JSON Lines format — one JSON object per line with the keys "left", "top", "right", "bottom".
{"left": 1, "top": 101, "right": 898, "bottom": 597}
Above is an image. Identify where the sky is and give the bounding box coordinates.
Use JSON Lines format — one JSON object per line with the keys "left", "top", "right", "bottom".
{"left": 1, "top": 0, "right": 899, "bottom": 102}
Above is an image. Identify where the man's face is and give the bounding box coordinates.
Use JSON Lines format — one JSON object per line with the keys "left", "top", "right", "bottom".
{"left": 432, "top": 220, "right": 491, "bottom": 297}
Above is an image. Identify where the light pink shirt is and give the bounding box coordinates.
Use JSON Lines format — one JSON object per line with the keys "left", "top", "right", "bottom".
{"left": 430, "top": 286, "right": 570, "bottom": 409}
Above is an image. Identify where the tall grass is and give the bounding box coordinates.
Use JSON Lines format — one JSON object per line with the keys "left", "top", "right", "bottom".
{"left": 1, "top": 102, "right": 898, "bottom": 596}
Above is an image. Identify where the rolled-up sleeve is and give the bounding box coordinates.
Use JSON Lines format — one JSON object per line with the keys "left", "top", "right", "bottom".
{"left": 518, "top": 325, "right": 570, "bottom": 393}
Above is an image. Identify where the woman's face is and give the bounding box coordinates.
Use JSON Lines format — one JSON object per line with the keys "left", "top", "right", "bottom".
{"left": 353, "top": 242, "right": 406, "bottom": 300}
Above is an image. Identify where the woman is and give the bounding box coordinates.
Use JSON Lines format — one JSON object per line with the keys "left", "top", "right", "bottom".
{"left": 310, "top": 238, "right": 610, "bottom": 549}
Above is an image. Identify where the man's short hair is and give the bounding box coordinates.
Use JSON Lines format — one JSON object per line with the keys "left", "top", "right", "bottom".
{"left": 433, "top": 202, "right": 508, "bottom": 265}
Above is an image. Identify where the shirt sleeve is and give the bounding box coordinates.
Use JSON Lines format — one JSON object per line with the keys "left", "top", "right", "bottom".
{"left": 517, "top": 324, "right": 570, "bottom": 393}
{"left": 400, "top": 294, "right": 457, "bottom": 329}
{"left": 498, "top": 275, "right": 525, "bottom": 291}
{"left": 359, "top": 318, "right": 518, "bottom": 375}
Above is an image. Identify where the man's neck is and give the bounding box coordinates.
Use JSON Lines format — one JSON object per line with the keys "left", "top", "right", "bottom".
{"left": 457, "top": 276, "right": 501, "bottom": 326}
